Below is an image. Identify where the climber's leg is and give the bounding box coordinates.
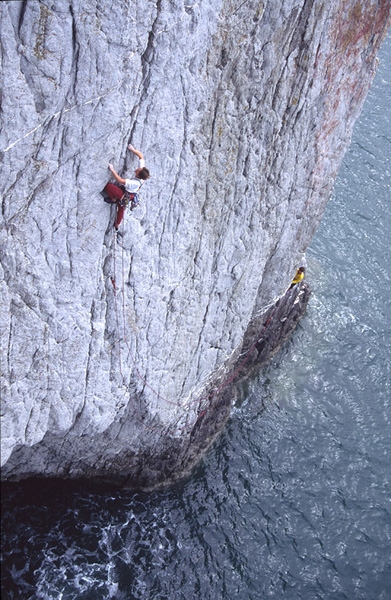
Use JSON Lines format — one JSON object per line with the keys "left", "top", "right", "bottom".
{"left": 115, "top": 205, "right": 125, "bottom": 229}
{"left": 104, "top": 182, "right": 124, "bottom": 202}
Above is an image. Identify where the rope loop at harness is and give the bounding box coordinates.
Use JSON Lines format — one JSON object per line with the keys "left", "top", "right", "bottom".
{"left": 118, "top": 179, "right": 142, "bottom": 209}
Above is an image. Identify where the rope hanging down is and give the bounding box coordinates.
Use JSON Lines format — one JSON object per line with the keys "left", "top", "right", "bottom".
{"left": 110, "top": 225, "right": 291, "bottom": 412}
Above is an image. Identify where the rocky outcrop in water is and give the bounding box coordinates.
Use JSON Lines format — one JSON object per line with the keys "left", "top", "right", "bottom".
{"left": 1, "top": 0, "right": 390, "bottom": 488}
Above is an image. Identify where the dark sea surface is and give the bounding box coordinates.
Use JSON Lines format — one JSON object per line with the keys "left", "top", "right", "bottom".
{"left": 1, "top": 35, "right": 390, "bottom": 600}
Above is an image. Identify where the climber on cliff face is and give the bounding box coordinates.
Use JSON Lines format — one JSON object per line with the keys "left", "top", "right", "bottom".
{"left": 103, "top": 144, "right": 150, "bottom": 231}
{"left": 290, "top": 266, "right": 305, "bottom": 289}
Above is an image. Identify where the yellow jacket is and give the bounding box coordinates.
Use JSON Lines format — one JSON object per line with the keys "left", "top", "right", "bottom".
{"left": 291, "top": 269, "right": 305, "bottom": 285}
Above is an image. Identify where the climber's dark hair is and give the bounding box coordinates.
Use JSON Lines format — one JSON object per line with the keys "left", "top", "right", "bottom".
{"left": 138, "top": 167, "right": 150, "bottom": 180}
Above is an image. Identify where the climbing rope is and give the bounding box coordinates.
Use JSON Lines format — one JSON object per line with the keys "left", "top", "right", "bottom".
{"left": 117, "top": 224, "right": 181, "bottom": 406}
{"left": 110, "top": 220, "right": 183, "bottom": 435}
{"left": 110, "top": 225, "right": 289, "bottom": 416}
{"left": 112, "top": 234, "right": 124, "bottom": 382}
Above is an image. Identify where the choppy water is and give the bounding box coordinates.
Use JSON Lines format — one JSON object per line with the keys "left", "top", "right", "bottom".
{"left": 1, "top": 35, "right": 390, "bottom": 600}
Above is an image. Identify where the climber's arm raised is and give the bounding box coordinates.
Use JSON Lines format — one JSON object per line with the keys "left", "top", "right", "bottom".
{"left": 128, "top": 144, "right": 144, "bottom": 161}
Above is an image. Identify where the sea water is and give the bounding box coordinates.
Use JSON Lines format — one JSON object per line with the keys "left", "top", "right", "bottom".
{"left": 1, "top": 34, "right": 390, "bottom": 600}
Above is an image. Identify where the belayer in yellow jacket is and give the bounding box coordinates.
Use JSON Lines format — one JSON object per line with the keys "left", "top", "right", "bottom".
{"left": 290, "top": 266, "right": 305, "bottom": 288}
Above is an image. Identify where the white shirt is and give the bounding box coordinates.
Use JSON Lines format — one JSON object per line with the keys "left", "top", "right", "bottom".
{"left": 124, "top": 158, "right": 145, "bottom": 193}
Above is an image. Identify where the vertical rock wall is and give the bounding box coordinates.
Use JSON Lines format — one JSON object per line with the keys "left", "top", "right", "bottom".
{"left": 1, "top": 0, "right": 390, "bottom": 487}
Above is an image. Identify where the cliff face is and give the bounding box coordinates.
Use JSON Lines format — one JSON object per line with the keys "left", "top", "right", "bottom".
{"left": 1, "top": 0, "right": 390, "bottom": 487}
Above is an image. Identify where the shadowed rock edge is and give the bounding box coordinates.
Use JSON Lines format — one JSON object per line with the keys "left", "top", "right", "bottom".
{"left": 3, "top": 282, "right": 310, "bottom": 491}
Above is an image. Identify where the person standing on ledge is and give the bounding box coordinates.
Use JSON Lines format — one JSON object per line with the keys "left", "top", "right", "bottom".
{"left": 104, "top": 144, "right": 150, "bottom": 231}
{"left": 289, "top": 266, "right": 305, "bottom": 289}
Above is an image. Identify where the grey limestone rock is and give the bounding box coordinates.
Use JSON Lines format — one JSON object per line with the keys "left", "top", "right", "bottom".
{"left": 1, "top": 0, "right": 390, "bottom": 487}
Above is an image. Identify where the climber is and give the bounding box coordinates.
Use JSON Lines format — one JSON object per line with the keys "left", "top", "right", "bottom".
{"left": 290, "top": 266, "right": 305, "bottom": 288}
{"left": 103, "top": 144, "right": 150, "bottom": 230}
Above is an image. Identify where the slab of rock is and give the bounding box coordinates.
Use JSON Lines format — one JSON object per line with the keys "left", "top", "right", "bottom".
{"left": 1, "top": 0, "right": 390, "bottom": 488}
